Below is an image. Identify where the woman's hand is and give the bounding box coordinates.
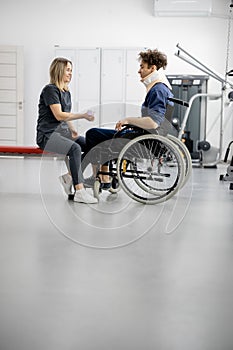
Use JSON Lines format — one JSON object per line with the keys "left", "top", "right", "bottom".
{"left": 67, "top": 121, "right": 78, "bottom": 139}
{"left": 83, "top": 110, "right": 95, "bottom": 122}
{"left": 70, "top": 129, "right": 79, "bottom": 139}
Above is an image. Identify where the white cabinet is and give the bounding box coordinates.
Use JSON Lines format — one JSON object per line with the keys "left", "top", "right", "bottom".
{"left": 55, "top": 47, "right": 145, "bottom": 132}
{"left": 75, "top": 48, "right": 101, "bottom": 133}
{"left": 76, "top": 49, "right": 100, "bottom": 108}
{"left": 100, "top": 48, "right": 125, "bottom": 126}
{"left": 101, "top": 49, "right": 125, "bottom": 103}
{"left": 125, "top": 48, "right": 146, "bottom": 118}
{"left": 55, "top": 47, "right": 101, "bottom": 134}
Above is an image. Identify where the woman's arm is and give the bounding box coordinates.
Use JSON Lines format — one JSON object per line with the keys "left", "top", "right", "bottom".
{"left": 49, "top": 104, "right": 94, "bottom": 122}
{"left": 67, "top": 121, "right": 79, "bottom": 139}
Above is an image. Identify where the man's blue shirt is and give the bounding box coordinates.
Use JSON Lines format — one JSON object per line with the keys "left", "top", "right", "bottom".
{"left": 141, "top": 82, "right": 173, "bottom": 125}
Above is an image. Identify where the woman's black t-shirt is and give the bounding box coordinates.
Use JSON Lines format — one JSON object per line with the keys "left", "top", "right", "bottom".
{"left": 36, "top": 84, "right": 71, "bottom": 145}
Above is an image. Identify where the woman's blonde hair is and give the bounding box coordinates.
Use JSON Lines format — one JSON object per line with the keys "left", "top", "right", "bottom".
{"left": 49, "top": 57, "right": 72, "bottom": 91}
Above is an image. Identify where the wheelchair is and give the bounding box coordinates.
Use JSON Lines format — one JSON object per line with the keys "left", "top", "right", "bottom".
{"left": 81, "top": 98, "right": 191, "bottom": 205}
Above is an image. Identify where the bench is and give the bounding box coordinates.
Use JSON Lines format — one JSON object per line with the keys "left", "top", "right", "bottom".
{"left": 0, "top": 145, "right": 55, "bottom": 157}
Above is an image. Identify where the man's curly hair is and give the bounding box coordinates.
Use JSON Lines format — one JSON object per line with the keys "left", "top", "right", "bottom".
{"left": 138, "top": 49, "right": 167, "bottom": 70}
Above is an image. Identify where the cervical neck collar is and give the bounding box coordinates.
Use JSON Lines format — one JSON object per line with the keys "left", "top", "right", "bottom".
{"left": 141, "top": 68, "right": 172, "bottom": 91}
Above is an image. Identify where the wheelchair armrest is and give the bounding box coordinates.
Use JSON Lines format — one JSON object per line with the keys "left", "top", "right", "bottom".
{"left": 114, "top": 124, "right": 158, "bottom": 136}
{"left": 121, "top": 124, "right": 144, "bottom": 131}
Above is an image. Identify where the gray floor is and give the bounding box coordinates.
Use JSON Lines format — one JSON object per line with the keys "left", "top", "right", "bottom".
{"left": 0, "top": 157, "right": 233, "bottom": 350}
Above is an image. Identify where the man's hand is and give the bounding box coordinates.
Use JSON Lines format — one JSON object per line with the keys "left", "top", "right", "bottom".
{"left": 115, "top": 119, "right": 128, "bottom": 131}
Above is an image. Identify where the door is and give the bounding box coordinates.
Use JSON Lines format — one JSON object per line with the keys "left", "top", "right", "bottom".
{"left": 0, "top": 46, "right": 24, "bottom": 145}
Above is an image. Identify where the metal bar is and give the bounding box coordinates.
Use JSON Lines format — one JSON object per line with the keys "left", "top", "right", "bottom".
{"left": 219, "top": 84, "right": 225, "bottom": 161}
{"left": 176, "top": 43, "right": 224, "bottom": 82}
{"left": 175, "top": 44, "right": 233, "bottom": 88}
{"left": 177, "top": 93, "right": 221, "bottom": 140}
{"left": 174, "top": 52, "right": 225, "bottom": 84}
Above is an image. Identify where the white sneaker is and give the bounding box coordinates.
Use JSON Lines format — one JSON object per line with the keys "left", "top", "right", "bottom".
{"left": 59, "top": 174, "right": 73, "bottom": 195}
{"left": 74, "top": 188, "right": 98, "bottom": 204}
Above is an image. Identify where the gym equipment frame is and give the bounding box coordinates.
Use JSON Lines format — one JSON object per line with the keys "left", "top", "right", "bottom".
{"left": 175, "top": 43, "right": 233, "bottom": 167}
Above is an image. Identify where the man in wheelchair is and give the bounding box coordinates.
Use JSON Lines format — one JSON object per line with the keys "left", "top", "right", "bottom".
{"left": 83, "top": 48, "right": 174, "bottom": 191}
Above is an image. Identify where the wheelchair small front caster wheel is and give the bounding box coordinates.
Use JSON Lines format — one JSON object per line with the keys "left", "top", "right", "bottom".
{"left": 93, "top": 180, "right": 101, "bottom": 200}
{"left": 109, "top": 177, "right": 121, "bottom": 193}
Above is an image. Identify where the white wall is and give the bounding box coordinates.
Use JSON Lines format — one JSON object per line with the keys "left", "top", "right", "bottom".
{"left": 0, "top": 0, "right": 232, "bottom": 153}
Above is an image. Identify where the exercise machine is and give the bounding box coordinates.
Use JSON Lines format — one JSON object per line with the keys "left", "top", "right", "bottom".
{"left": 175, "top": 43, "right": 233, "bottom": 167}
{"left": 219, "top": 141, "right": 233, "bottom": 190}
{"left": 167, "top": 74, "right": 209, "bottom": 157}
{"left": 174, "top": 2, "right": 233, "bottom": 167}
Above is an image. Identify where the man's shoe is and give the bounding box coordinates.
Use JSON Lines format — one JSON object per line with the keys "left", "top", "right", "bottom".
{"left": 59, "top": 174, "right": 73, "bottom": 195}
{"left": 74, "top": 189, "right": 98, "bottom": 204}
{"left": 100, "top": 182, "right": 111, "bottom": 190}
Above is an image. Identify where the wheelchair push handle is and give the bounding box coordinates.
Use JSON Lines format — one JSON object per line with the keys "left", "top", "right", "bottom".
{"left": 168, "top": 97, "right": 189, "bottom": 107}
{"left": 226, "top": 69, "right": 233, "bottom": 76}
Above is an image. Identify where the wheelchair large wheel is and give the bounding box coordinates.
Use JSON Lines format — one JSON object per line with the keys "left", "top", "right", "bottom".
{"left": 132, "top": 136, "right": 185, "bottom": 199}
{"left": 116, "top": 134, "right": 185, "bottom": 204}
{"left": 167, "top": 134, "right": 192, "bottom": 188}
